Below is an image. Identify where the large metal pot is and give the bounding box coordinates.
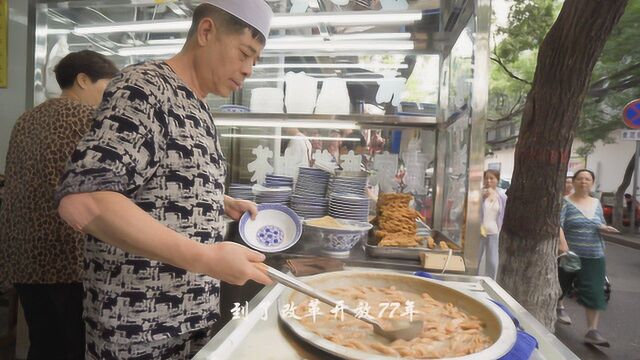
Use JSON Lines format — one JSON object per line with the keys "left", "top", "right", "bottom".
{"left": 278, "top": 269, "right": 517, "bottom": 360}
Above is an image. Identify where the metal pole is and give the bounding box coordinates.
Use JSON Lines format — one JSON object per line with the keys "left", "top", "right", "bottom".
{"left": 633, "top": 141, "right": 640, "bottom": 232}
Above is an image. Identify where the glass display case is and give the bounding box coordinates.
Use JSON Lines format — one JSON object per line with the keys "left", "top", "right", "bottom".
{"left": 28, "top": 0, "right": 490, "bottom": 271}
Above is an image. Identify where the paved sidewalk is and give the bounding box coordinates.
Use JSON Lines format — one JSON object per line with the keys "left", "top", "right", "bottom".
{"left": 602, "top": 231, "right": 640, "bottom": 250}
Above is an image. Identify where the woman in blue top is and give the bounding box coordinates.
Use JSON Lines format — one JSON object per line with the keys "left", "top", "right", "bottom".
{"left": 558, "top": 169, "right": 618, "bottom": 347}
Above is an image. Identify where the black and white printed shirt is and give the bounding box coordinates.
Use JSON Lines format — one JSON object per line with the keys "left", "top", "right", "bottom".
{"left": 57, "top": 61, "right": 227, "bottom": 344}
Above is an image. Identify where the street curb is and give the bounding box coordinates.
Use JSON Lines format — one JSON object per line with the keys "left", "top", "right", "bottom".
{"left": 602, "top": 234, "right": 640, "bottom": 250}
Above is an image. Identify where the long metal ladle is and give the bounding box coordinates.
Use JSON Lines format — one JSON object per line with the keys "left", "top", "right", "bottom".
{"left": 265, "top": 265, "right": 424, "bottom": 342}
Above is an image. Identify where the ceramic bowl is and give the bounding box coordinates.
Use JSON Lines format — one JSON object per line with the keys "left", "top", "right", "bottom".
{"left": 239, "top": 204, "right": 302, "bottom": 253}
{"left": 303, "top": 218, "right": 372, "bottom": 257}
{"left": 219, "top": 104, "right": 250, "bottom": 113}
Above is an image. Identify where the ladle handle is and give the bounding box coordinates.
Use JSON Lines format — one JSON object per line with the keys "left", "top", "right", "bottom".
{"left": 265, "top": 265, "right": 377, "bottom": 325}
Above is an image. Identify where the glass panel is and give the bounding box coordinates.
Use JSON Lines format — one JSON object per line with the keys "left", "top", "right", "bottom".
{"left": 447, "top": 21, "right": 474, "bottom": 117}
{"left": 38, "top": 1, "right": 441, "bottom": 114}
{"left": 216, "top": 119, "right": 435, "bottom": 223}
{"left": 214, "top": 54, "right": 440, "bottom": 116}
{"left": 439, "top": 18, "right": 474, "bottom": 245}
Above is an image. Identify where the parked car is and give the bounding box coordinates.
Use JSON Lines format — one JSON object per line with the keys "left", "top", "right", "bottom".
{"left": 601, "top": 192, "right": 640, "bottom": 226}
{"left": 499, "top": 177, "right": 511, "bottom": 191}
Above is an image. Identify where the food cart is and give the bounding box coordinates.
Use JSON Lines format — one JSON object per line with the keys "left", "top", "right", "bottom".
{"left": 31, "top": 0, "right": 484, "bottom": 269}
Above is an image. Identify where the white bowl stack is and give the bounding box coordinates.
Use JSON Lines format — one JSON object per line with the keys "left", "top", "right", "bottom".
{"left": 315, "top": 78, "right": 350, "bottom": 115}
{"left": 250, "top": 87, "right": 284, "bottom": 113}
{"left": 284, "top": 72, "right": 318, "bottom": 114}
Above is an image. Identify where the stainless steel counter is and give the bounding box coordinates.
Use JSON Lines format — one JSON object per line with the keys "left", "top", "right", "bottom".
{"left": 194, "top": 268, "right": 579, "bottom": 360}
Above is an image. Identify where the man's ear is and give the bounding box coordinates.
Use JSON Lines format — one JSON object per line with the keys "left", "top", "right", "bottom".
{"left": 197, "top": 17, "right": 216, "bottom": 46}
{"left": 76, "top": 73, "right": 91, "bottom": 89}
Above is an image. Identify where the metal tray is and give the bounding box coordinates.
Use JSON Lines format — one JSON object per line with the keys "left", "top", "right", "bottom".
{"left": 364, "top": 232, "right": 458, "bottom": 260}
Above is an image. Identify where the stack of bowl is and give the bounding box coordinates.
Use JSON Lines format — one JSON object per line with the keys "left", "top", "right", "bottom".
{"left": 290, "top": 167, "right": 330, "bottom": 219}
{"left": 328, "top": 194, "right": 370, "bottom": 222}
{"left": 228, "top": 183, "right": 254, "bottom": 201}
{"left": 250, "top": 87, "right": 284, "bottom": 113}
{"left": 264, "top": 174, "right": 294, "bottom": 189}
{"left": 328, "top": 174, "right": 368, "bottom": 196}
{"left": 252, "top": 184, "right": 292, "bottom": 206}
{"left": 284, "top": 72, "right": 318, "bottom": 114}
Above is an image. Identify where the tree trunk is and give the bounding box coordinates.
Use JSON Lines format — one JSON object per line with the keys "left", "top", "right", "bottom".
{"left": 498, "top": 0, "right": 628, "bottom": 331}
{"left": 613, "top": 155, "right": 635, "bottom": 230}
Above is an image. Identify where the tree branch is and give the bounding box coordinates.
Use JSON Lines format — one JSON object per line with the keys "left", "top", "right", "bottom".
{"left": 589, "top": 74, "right": 640, "bottom": 98}
{"left": 487, "top": 134, "right": 519, "bottom": 145}
{"left": 589, "top": 61, "right": 640, "bottom": 91}
{"left": 491, "top": 53, "right": 533, "bottom": 85}
{"left": 488, "top": 106, "right": 524, "bottom": 122}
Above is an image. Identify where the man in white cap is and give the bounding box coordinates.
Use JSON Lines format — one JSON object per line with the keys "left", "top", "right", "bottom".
{"left": 55, "top": 1, "right": 273, "bottom": 358}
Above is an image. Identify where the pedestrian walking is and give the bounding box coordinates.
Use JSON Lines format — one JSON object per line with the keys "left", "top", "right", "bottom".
{"left": 557, "top": 169, "right": 619, "bottom": 347}
{"left": 478, "top": 169, "right": 507, "bottom": 280}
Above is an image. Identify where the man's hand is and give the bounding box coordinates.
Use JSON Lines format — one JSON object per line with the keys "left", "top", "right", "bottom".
{"left": 58, "top": 192, "right": 270, "bottom": 285}
{"left": 224, "top": 195, "right": 258, "bottom": 221}
{"left": 196, "top": 242, "right": 272, "bottom": 285}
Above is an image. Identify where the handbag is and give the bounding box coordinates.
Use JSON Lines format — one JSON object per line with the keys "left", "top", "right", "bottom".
{"left": 558, "top": 251, "right": 582, "bottom": 272}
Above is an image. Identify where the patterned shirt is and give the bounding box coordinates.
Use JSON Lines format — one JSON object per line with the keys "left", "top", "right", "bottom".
{"left": 56, "top": 61, "right": 227, "bottom": 344}
{"left": 560, "top": 197, "right": 605, "bottom": 258}
{"left": 0, "top": 98, "right": 93, "bottom": 284}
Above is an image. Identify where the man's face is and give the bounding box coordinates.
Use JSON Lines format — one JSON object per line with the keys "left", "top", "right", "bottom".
{"left": 564, "top": 178, "right": 573, "bottom": 195}
{"left": 198, "top": 25, "right": 264, "bottom": 97}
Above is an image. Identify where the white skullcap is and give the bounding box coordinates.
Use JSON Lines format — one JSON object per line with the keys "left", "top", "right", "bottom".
{"left": 203, "top": 0, "right": 273, "bottom": 40}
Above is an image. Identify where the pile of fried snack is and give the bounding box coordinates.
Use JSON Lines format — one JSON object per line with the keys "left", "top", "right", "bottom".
{"left": 374, "top": 193, "right": 446, "bottom": 249}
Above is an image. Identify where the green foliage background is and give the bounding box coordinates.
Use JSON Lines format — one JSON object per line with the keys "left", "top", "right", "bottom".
{"left": 489, "top": 0, "right": 640, "bottom": 156}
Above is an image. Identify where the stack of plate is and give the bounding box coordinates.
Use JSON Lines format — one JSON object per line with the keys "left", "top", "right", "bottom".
{"left": 328, "top": 175, "right": 368, "bottom": 196}
{"left": 290, "top": 195, "right": 329, "bottom": 219}
{"left": 252, "top": 184, "right": 292, "bottom": 205}
{"left": 264, "top": 174, "right": 294, "bottom": 188}
{"left": 328, "top": 194, "right": 370, "bottom": 222}
{"left": 228, "top": 183, "right": 254, "bottom": 201}
{"left": 290, "top": 167, "right": 331, "bottom": 219}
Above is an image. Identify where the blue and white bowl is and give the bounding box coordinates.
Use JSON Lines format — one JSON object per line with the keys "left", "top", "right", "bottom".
{"left": 239, "top": 204, "right": 302, "bottom": 253}
{"left": 219, "top": 104, "right": 251, "bottom": 113}
{"left": 303, "top": 218, "right": 372, "bottom": 257}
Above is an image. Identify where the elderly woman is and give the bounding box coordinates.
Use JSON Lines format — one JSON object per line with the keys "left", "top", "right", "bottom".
{"left": 0, "top": 50, "right": 118, "bottom": 359}
{"left": 557, "top": 169, "right": 618, "bottom": 347}
{"left": 478, "top": 169, "right": 507, "bottom": 280}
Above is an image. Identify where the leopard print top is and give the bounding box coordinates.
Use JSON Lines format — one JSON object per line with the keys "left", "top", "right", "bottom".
{"left": 0, "top": 97, "right": 93, "bottom": 284}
